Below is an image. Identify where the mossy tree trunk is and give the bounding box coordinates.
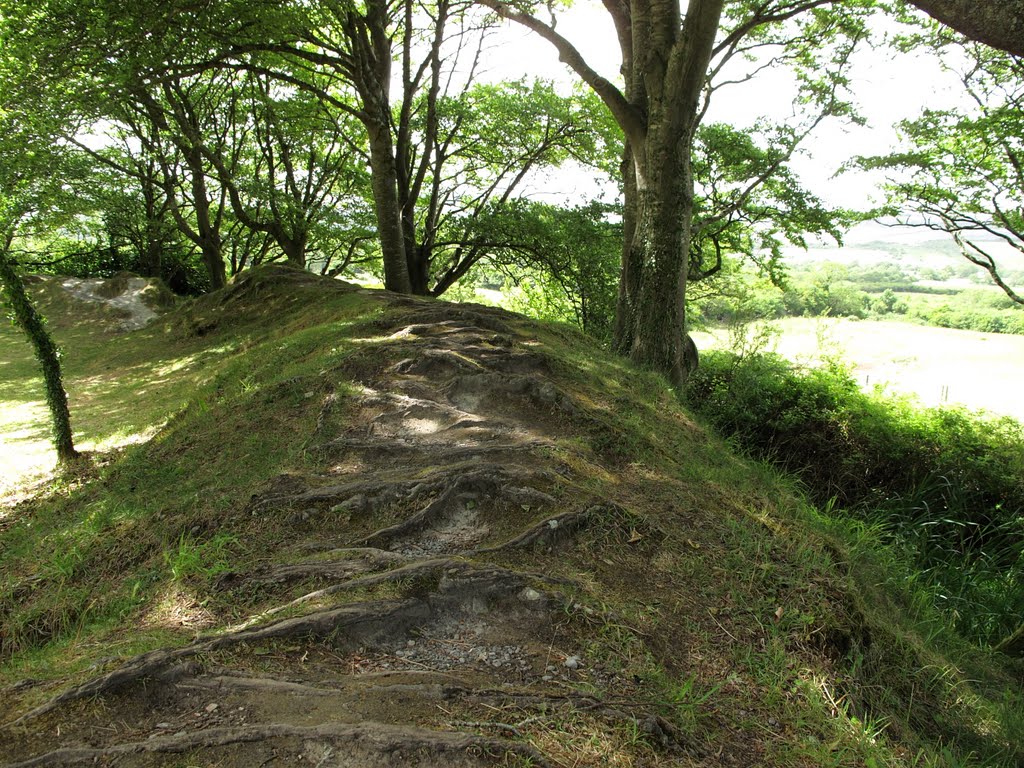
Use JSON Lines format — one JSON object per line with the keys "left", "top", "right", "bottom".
{"left": 0, "top": 248, "right": 78, "bottom": 463}
{"left": 483, "top": 0, "right": 723, "bottom": 387}
{"left": 907, "top": 0, "right": 1024, "bottom": 57}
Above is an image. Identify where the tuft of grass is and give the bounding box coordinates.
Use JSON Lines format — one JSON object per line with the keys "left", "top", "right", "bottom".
{"left": 3, "top": 266, "right": 1024, "bottom": 767}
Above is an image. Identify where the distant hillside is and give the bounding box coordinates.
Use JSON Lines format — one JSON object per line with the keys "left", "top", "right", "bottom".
{"left": 786, "top": 230, "right": 1024, "bottom": 278}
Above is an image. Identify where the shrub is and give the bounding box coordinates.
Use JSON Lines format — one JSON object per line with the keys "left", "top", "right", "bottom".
{"left": 686, "top": 351, "right": 1024, "bottom": 646}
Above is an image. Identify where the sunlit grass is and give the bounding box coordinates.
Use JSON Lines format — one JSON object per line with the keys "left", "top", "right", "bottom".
{"left": 0, "top": 287, "right": 240, "bottom": 498}
{"left": 693, "top": 317, "right": 1024, "bottom": 420}
{"left": 2, "top": 269, "right": 1023, "bottom": 766}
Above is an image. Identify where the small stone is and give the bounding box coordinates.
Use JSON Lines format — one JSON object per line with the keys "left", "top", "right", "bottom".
{"left": 205, "top": 703, "right": 219, "bottom": 713}
{"left": 519, "top": 587, "right": 543, "bottom": 602}
{"left": 542, "top": 675, "right": 553, "bottom": 682}
{"left": 563, "top": 656, "right": 581, "bottom": 670}
{"left": 407, "top": 640, "right": 416, "bottom": 647}
{"left": 547, "top": 519, "right": 559, "bottom": 529}
{"left": 155, "top": 722, "right": 173, "bottom": 729}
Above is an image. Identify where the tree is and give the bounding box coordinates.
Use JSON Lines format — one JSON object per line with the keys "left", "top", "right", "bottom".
{"left": 187, "top": 69, "right": 366, "bottom": 271}
{"left": 480, "top": 0, "right": 868, "bottom": 384}
{"left": 5, "top": 0, "right": 602, "bottom": 298}
{"left": 859, "top": 34, "right": 1024, "bottom": 305}
{"left": 689, "top": 122, "right": 849, "bottom": 290}
{"left": 228, "top": 1, "right": 602, "bottom": 296}
{"left": 0, "top": 105, "right": 80, "bottom": 463}
{"left": 406, "top": 81, "right": 611, "bottom": 296}
{"left": 476, "top": 200, "right": 624, "bottom": 341}
{"left": 0, "top": 254, "right": 78, "bottom": 463}
{"left": 905, "top": 0, "right": 1024, "bottom": 58}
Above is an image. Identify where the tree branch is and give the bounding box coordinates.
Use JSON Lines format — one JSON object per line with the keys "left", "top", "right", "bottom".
{"left": 477, "top": 0, "right": 647, "bottom": 147}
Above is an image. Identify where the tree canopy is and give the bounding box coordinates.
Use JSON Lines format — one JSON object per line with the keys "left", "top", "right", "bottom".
{"left": 1, "top": 0, "right": 1022, "bottom": 387}
{"left": 858, "top": 27, "right": 1024, "bottom": 305}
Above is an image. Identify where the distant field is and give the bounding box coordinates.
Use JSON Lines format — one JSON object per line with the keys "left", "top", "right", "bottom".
{"left": 693, "top": 317, "right": 1024, "bottom": 421}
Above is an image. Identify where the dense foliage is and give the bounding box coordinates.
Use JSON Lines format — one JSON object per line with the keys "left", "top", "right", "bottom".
{"left": 686, "top": 351, "right": 1024, "bottom": 646}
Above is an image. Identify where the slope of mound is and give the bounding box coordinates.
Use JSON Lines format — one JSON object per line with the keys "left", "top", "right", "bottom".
{"left": 1, "top": 266, "right": 1020, "bottom": 767}
{"left": 0, "top": 272, "right": 178, "bottom": 499}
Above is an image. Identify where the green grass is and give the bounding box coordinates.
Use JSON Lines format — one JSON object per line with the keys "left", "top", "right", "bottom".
{"left": 692, "top": 316, "right": 1024, "bottom": 421}
{"left": 0, "top": 277, "right": 240, "bottom": 496}
{"left": 2, "top": 266, "right": 1023, "bottom": 766}
{"left": 0, "top": 268, "right": 380, "bottom": 685}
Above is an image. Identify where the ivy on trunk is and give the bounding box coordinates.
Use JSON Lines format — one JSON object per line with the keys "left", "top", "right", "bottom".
{"left": 0, "top": 250, "right": 78, "bottom": 464}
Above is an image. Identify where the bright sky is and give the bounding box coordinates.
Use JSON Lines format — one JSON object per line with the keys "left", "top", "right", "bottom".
{"left": 482, "top": 4, "right": 969, "bottom": 244}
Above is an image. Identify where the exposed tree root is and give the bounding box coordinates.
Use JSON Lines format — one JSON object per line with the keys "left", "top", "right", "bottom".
{"left": 232, "top": 559, "right": 457, "bottom": 625}
{"left": 316, "top": 437, "right": 553, "bottom": 461}
{"left": 226, "top": 558, "right": 379, "bottom": 588}
{"left": 249, "top": 463, "right": 553, "bottom": 523}
{"left": 392, "top": 348, "right": 486, "bottom": 377}
{"left": 445, "top": 373, "right": 577, "bottom": 415}
{"left": 7, "top": 721, "right": 551, "bottom": 768}
{"left": 179, "top": 671, "right": 458, "bottom": 699}
{"left": 8, "top": 598, "right": 430, "bottom": 726}
{"left": 386, "top": 306, "right": 517, "bottom": 336}
{"left": 474, "top": 508, "right": 596, "bottom": 553}
{"left": 245, "top": 559, "right": 578, "bottom": 623}
{"left": 354, "top": 469, "right": 504, "bottom": 549}
{"left": 249, "top": 474, "right": 442, "bottom": 516}
{"left": 10, "top": 564, "right": 573, "bottom": 728}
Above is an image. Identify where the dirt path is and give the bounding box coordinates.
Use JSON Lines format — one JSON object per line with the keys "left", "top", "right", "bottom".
{"left": 0, "top": 301, "right": 689, "bottom": 767}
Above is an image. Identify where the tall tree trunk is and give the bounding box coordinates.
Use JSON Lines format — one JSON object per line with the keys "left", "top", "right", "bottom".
{"left": 908, "top": 0, "right": 1024, "bottom": 57}
{"left": 407, "top": 242, "right": 431, "bottom": 295}
{"left": 198, "top": 235, "right": 226, "bottom": 290}
{"left": 480, "top": 0, "right": 721, "bottom": 384}
{"left": 616, "top": 0, "right": 721, "bottom": 386}
{"left": 140, "top": 173, "right": 164, "bottom": 278}
{"left": 367, "top": 121, "right": 412, "bottom": 294}
{"left": 187, "top": 151, "right": 227, "bottom": 291}
{"left": 623, "top": 125, "right": 695, "bottom": 387}
{"left": 280, "top": 232, "right": 308, "bottom": 269}
{"left": 613, "top": 143, "right": 641, "bottom": 356}
{"left": 0, "top": 248, "right": 78, "bottom": 463}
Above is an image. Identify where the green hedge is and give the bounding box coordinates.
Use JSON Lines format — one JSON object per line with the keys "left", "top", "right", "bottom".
{"left": 686, "top": 351, "right": 1024, "bottom": 646}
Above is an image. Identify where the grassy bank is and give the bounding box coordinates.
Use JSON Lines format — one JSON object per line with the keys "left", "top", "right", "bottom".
{"left": 2, "top": 267, "right": 1022, "bottom": 766}
{"left": 686, "top": 349, "right": 1024, "bottom": 648}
